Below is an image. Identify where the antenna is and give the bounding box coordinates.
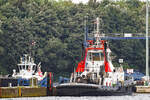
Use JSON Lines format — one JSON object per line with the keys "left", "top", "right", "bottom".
{"left": 96, "top": 17, "right": 100, "bottom": 34}
{"left": 94, "top": 17, "right": 101, "bottom": 47}
{"left": 84, "top": 16, "right": 87, "bottom": 44}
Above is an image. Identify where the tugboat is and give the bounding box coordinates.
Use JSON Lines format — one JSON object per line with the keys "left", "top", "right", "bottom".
{"left": 12, "top": 54, "right": 46, "bottom": 81}
{"left": 56, "top": 18, "right": 134, "bottom": 96}
{"left": 0, "top": 54, "right": 46, "bottom": 87}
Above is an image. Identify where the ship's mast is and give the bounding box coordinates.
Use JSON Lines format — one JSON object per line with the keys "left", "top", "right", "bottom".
{"left": 97, "top": 17, "right": 99, "bottom": 35}
{"left": 146, "top": 0, "right": 149, "bottom": 78}
{"left": 95, "top": 17, "right": 100, "bottom": 47}
{"left": 84, "top": 16, "right": 87, "bottom": 44}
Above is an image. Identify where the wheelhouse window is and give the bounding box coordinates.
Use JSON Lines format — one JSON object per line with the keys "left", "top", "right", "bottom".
{"left": 87, "top": 50, "right": 104, "bottom": 61}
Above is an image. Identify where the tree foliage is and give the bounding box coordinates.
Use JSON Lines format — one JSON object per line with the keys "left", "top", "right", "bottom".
{"left": 0, "top": 0, "right": 149, "bottom": 77}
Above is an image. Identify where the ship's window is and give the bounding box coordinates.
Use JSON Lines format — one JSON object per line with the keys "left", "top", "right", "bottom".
{"left": 94, "top": 73, "right": 97, "bottom": 79}
{"left": 87, "top": 51, "right": 104, "bottom": 61}
{"left": 87, "top": 52, "right": 92, "bottom": 61}
{"left": 92, "top": 53, "right": 104, "bottom": 61}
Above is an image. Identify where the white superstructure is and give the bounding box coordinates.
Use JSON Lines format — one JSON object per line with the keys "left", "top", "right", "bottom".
{"left": 12, "top": 54, "right": 45, "bottom": 81}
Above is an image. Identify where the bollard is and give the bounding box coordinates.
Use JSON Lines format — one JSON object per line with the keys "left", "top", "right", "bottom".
{"left": 18, "top": 87, "right": 21, "bottom": 97}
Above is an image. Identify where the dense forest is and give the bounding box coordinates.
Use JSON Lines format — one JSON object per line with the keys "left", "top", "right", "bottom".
{"left": 0, "top": 0, "right": 149, "bottom": 78}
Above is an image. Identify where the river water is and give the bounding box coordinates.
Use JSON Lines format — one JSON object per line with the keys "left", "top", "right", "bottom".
{"left": 1, "top": 94, "right": 150, "bottom": 100}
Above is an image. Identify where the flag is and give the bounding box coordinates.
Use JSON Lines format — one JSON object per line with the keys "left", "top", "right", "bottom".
{"left": 31, "top": 40, "right": 36, "bottom": 46}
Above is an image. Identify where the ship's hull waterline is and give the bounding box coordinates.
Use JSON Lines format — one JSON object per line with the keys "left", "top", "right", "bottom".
{"left": 56, "top": 83, "right": 133, "bottom": 96}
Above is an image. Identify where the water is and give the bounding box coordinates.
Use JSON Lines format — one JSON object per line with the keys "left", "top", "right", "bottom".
{"left": 1, "top": 94, "right": 150, "bottom": 100}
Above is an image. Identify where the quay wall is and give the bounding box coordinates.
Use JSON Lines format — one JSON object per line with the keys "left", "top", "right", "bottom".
{"left": 0, "top": 87, "right": 53, "bottom": 98}
{"left": 136, "top": 86, "right": 150, "bottom": 93}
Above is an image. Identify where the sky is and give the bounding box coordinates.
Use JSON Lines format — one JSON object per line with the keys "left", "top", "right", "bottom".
{"left": 72, "top": 0, "right": 90, "bottom": 4}
{"left": 72, "top": 0, "right": 101, "bottom": 4}
{"left": 71, "top": 0, "right": 147, "bottom": 4}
